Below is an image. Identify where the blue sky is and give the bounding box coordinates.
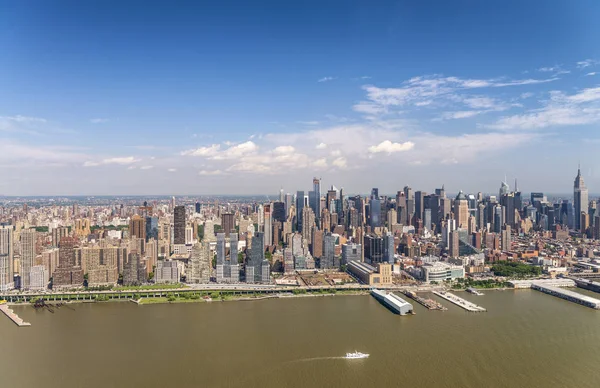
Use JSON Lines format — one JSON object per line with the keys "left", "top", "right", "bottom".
{"left": 2, "top": 0, "right": 600, "bottom": 195}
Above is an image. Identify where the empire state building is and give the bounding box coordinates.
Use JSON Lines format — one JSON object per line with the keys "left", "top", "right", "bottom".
{"left": 574, "top": 166, "right": 588, "bottom": 231}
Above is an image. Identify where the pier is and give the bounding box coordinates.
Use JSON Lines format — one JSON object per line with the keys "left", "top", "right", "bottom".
{"left": 433, "top": 291, "right": 486, "bottom": 312}
{"left": 571, "top": 278, "right": 600, "bottom": 294}
{"left": 402, "top": 290, "right": 447, "bottom": 310}
{"left": 0, "top": 304, "right": 31, "bottom": 327}
{"left": 531, "top": 283, "right": 600, "bottom": 309}
{"left": 371, "top": 289, "right": 414, "bottom": 315}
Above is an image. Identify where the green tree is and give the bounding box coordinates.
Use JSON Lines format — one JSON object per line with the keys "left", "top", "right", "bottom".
{"left": 238, "top": 252, "right": 244, "bottom": 264}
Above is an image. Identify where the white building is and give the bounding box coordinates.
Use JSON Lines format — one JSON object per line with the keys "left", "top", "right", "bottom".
{"left": 422, "top": 262, "right": 464, "bottom": 283}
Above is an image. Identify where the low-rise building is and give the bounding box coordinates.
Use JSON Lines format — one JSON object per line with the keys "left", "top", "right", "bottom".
{"left": 347, "top": 261, "right": 392, "bottom": 286}
{"left": 422, "top": 262, "right": 465, "bottom": 283}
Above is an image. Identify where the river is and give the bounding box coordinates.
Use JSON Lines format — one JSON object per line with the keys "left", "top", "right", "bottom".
{"left": 2, "top": 289, "right": 600, "bottom": 388}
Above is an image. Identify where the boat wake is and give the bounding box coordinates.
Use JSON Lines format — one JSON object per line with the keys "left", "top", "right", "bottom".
{"left": 289, "top": 356, "right": 347, "bottom": 363}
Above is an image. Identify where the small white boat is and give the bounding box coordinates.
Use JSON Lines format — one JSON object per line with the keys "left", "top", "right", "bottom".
{"left": 345, "top": 351, "right": 369, "bottom": 359}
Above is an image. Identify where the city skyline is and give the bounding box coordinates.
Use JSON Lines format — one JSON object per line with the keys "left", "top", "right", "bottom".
{"left": 3, "top": 1, "right": 600, "bottom": 195}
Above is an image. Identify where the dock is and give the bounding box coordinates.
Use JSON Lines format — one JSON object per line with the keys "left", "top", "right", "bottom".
{"left": 402, "top": 290, "right": 447, "bottom": 310}
{"left": 531, "top": 283, "right": 600, "bottom": 309}
{"left": 0, "top": 304, "right": 31, "bottom": 327}
{"left": 371, "top": 289, "right": 414, "bottom": 315}
{"left": 433, "top": 291, "right": 486, "bottom": 312}
{"left": 571, "top": 278, "right": 600, "bottom": 294}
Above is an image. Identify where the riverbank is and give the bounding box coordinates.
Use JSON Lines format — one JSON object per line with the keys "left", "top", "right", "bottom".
{"left": 138, "top": 290, "right": 369, "bottom": 305}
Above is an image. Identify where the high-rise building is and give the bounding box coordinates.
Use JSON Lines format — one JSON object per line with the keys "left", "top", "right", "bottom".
{"left": 53, "top": 237, "right": 84, "bottom": 288}
{"left": 301, "top": 207, "right": 315, "bottom": 246}
{"left": 221, "top": 212, "right": 235, "bottom": 237}
{"left": 188, "top": 242, "right": 211, "bottom": 284}
{"left": 29, "top": 265, "right": 48, "bottom": 290}
{"left": 296, "top": 191, "right": 305, "bottom": 232}
{"left": 195, "top": 202, "right": 201, "bottom": 213}
{"left": 173, "top": 205, "right": 186, "bottom": 244}
{"left": 216, "top": 232, "right": 226, "bottom": 283}
{"left": 501, "top": 225, "right": 512, "bottom": 251}
{"left": 263, "top": 205, "right": 272, "bottom": 247}
{"left": 229, "top": 233, "right": 239, "bottom": 282}
{"left": 272, "top": 201, "right": 286, "bottom": 223}
{"left": 145, "top": 216, "right": 159, "bottom": 241}
{"left": 449, "top": 230, "right": 460, "bottom": 258}
{"left": 455, "top": 191, "right": 469, "bottom": 228}
{"left": 574, "top": 166, "right": 589, "bottom": 231}
{"left": 129, "top": 215, "right": 146, "bottom": 240}
{"left": 341, "top": 243, "right": 361, "bottom": 265}
{"left": 322, "top": 233, "right": 336, "bottom": 269}
{"left": 247, "top": 232, "right": 269, "bottom": 283}
{"left": 383, "top": 232, "right": 395, "bottom": 263}
{"left": 20, "top": 229, "right": 36, "bottom": 289}
{"left": 310, "top": 178, "right": 321, "bottom": 227}
{"left": 0, "top": 225, "right": 14, "bottom": 292}
{"left": 369, "top": 198, "right": 381, "bottom": 228}
{"left": 155, "top": 260, "right": 180, "bottom": 283}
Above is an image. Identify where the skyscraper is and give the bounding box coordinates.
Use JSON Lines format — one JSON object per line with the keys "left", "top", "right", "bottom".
{"left": 272, "top": 201, "right": 286, "bottom": 223}
{"left": 455, "top": 191, "right": 469, "bottom": 228}
{"left": 221, "top": 212, "right": 235, "bottom": 237}
{"left": 322, "top": 233, "right": 335, "bottom": 269}
{"left": 173, "top": 205, "right": 186, "bottom": 244}
{"left": 216, "top": 232, "right": 226, "bottom": 283}
{"left": 53, "top": 237, "right": 84, "bottom": 288}
{"left": 310, "top": 178, "right": 321, "bottom": 227}
{"left": 188, "top": 241, "right": 211, "bottom": 284}
{"left": 574, "top": 166, "right": 589, "bottom": 231}
{"left": 20, "top": 229, "right": 36, "bottom": 289}
{"left": 229, "top": 232, "right": 240, "bottom": 282}
{"left": 369, "top": 197, "right": 381, "bottom": 228}
{"left": 0, "top": 225, "right": 14, "bottom": 292}
{"left": 296, "top": 191, "right": 305, "bottom": 232}
{"left": 129, "top": 215, "right": 146, "bottom": 240}
{"left": 263, "top": 205, "right": 272, "bottom": 247}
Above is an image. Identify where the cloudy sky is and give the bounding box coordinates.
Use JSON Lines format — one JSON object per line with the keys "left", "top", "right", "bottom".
{"left": 2, "top": 1, "right": 600, "bottom": 196}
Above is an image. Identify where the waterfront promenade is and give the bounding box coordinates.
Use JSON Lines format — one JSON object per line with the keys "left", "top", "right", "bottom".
{"left": 0, "top": 283, "right": 439, "bottom": 304}
{"left": 0, "top": 304, "right": 31, "bottom": 327}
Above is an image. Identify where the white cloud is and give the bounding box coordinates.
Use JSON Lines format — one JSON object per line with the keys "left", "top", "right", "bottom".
{"left": 199, "top": 169, "right": 225, "bottom": 176}
{"left": 168, "top": 168, "right": 177, "bottom": 172}
{"left": 0, "top": 115, "right": 47, "bottom": 123}
{"left": 312, "top": 158, "right": 327, "bottom": 168}
{"left": 330, "top": 150, "right": 341, "bottom": 157}
{"left": 354, "top": 75, "right": 558, "bottom": 115}
{"left": 520, "top": 92, "right": 534, "bottom": 99}
{"left": 83, "top": 156, "right": 140, "bottom": 167}
{"left": 367, "top": 140, "right": 415, "bottom": 154}
{"left": 586, "top": 72, "right": 597, "bottom": 76}
{"left": 90, "top": 118, "right": 109, "bottom": 124}
{"left": 332, "top": 157, "right": 347, "bottom": 168}
{"left": 316, "top": 142, "right": 327, "bottom": 149}
{"left": 486, "top": 87, "right": 600, "bottom": 130}
{"left": 273, "top": 145, "right": 295, "bottom": 154}
{"left": 181, "top": 144, "right": 221, "bottom": 157}
{"left": 140, "top": 165, "right": 153, "bottom": 170}
{"left": 577, "top": 59, "right": 600, "bottom": 69}
{"left": 441, "top": 110, "right": 484, "bottom": 120}
{"left": 318, "top": 76, "right": 335, "bottom": 83}
{"left": 297, "top": 121, "right": 320, "bottom": 126}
